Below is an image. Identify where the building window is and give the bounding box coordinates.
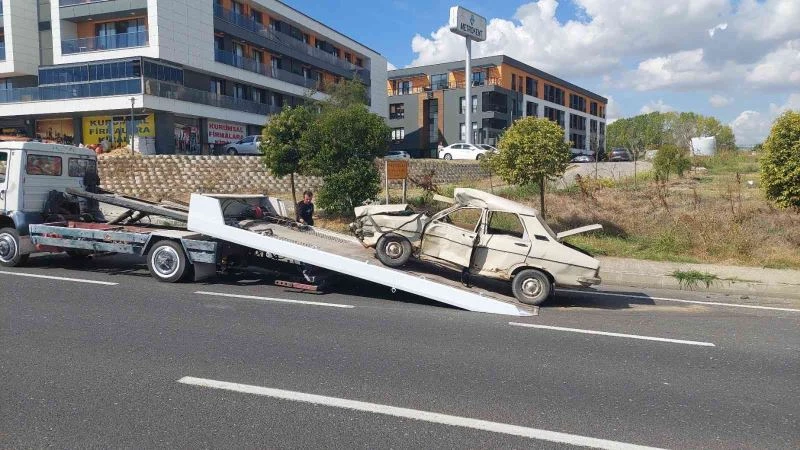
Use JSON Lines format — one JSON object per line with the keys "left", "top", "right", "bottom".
{"left": 459, "top": 96, "right": 477, "bottom": 114}
{"left": 391, "top": 128, "right": 405, "bottom": 141}
{"left": 253, "top": 88, "right": 265, "bottom": 104}
{"left": 482, "top": 91, "right": 508, "bottom": 114}
{"left": 398, "top": 80, "right": 411, "bottom": 95}
{"left": 250, "top": 10, "right": 263, "bottom": 24}
{"left": 590, "top": 101, "right": 598, "bottom": 116}
{"left": 471, "top": 95, "right": 478, "bottom": 113}
{"left": 525, "top": 77, "right": 537, "bottom": 97}
{"left": 570, "top": 133, "right": 586, "bottom": 149}
{"left": 569, "top": 114, "right": 586, "bottom": 131}
{"left": 234, "top": 83, "right": 246, "bottom": 100}
{"left": 231, "top": 0, "right": 243, "bottom": 15}
{"left": 389, "top": 103, "right": 405, "bottom": 120}
{"left": 344, "top": 52, "right": 352, "bottom": 63}
{"left": 590, "top": 119, "right": 598, "bottom": 133}
{"left": 210, "top": 78, "right": 224, "bottom": 95}
{"left": 544, "top": 84, "right": 565, "bottom": 105}
{"left": 526, "top": 101, "right": 538, "bottom": 117}
{"left": 472, "top": 71, "right": 485, "bottom": 86}
{"left": 430, "top": 73, "right": 448, "bottom": 90}
{"left": 599, "top": 122, "right": 605, "bottom": 135}
{"left": 544, "top": 106, "right": 565, "bottom": 128}
{"left": 569, "top": 94, "right": 586, "bottom": 112}
{"left": 472, "top": 122, "right": 478, "bottom": 142}
{"left": 511, "top": 74, "right": 516, "bottom": 91}
{"left": 356, "top": 57, "right": 364, "bottom": 67}
{"left": 428, "top": 99, "right": 439, "bottom": 144}
{"left": 459, "top": 123, "right": 466, "bottom": 141}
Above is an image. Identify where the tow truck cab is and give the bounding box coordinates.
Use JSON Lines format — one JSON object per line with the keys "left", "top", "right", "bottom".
{"left": 0, "top": 142, "right": 98, "bottom": 262}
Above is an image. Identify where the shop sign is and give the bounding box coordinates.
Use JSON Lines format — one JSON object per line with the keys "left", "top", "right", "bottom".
{"left": 208, "top": 120, "right": 246, "bottom": 144}
{"left": 82, "top": 114, "right": 155, "bottom": 146}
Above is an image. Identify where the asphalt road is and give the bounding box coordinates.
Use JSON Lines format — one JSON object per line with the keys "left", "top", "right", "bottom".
{"left": 2, "top": 254, "right": 799, "bottom": 449}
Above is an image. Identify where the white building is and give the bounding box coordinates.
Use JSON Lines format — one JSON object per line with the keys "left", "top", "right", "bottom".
{"left": 0, "top": 0, "right": 387, "bottom": 154}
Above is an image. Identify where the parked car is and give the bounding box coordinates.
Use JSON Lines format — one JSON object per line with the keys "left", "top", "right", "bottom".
{"left": 350, "top": 188, "right": 602, "bottom": 306}
{"left": 224, "top": 135, "right": 262, "bottom": 155}
{"left": 385, "top": 150, "right": 411, "bottom": 160}
{"left": 571, "top": 154, "right": 595, "bottom": 163}
{"left": 438, "top": 143, "right": 491, "bottom": 160}
{"left": 609, "top": 148, "right": 633, "bottom": 162}
{"left": 477, "top": 144, "right": 499, "bottom": 152}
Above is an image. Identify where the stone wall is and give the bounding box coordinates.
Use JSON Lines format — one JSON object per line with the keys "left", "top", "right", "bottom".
{"left": 98, "top": 154, "right": 489, "bottom": 201}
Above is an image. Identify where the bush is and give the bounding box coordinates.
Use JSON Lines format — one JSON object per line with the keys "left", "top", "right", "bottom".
{"left": 761, "top": 111, "right": 800, "bottom": 209}
{"left": 653, "top": 145, "right": 691, "bottom": 180}
{"left": 316, "top": 159, "right": 381, "bottom": 216}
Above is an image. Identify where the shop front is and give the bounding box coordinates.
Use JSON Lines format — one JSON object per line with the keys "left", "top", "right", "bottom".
{"left": 174, "top": 116, "right": 201, "bottom": 155}
{"left": 207, "top": 119, "right": 247, "bottom": 154}
{"left": 82, "top": 113, "right": 155, "bottom": 150}
{"left": 36, "top": 118, "right": 75, "bottom": 145}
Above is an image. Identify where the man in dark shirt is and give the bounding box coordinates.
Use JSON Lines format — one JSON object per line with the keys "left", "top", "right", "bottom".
{"left": 296, "top": 190, "right": 315, "bottom": 226}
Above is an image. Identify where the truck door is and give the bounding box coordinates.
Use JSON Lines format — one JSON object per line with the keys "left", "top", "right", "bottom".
{"left": 472, "top": 211, "right": 530, "bottom": 276}
{"left": 0, "top": 151, "right": 8, "bottom": 212}
{"left": 420, "top": 207, "right": 481, "bottom": 268}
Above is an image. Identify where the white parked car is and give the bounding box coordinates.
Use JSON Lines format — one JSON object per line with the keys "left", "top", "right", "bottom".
{"left": 224, "top": 135, "right": 262, "bottom": 155}
{"left": 438, "top": 143, "right": 492, "bottom": 160}
{"left": 385, "top": 150, "right": 411, "bottom": 160}
{"left": 350, "top": 188, "right": 602, "bottom": 306}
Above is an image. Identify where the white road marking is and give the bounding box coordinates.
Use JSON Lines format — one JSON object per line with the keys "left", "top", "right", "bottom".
{"left": 177, "top": 376, "right": 664, "bottom": 450}
{"left": 0, "top": 270, "right": 118, "bottom": 286}
{"left": 558, "top": 288, "right": 800, "bottom": 313}
{"left": 509, "top": 322, "right": 716, "bottom": 347}
{"left": 195, "top": 291, "right": 354, "bottom": 309}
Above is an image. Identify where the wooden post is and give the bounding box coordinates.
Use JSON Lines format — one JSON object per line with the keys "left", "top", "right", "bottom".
{"left": 402, "top": 178, "right": 407, "bottom": 203}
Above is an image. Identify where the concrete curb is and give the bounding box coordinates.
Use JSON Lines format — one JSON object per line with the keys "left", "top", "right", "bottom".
{"left": 599, "top": 256, "right": 800, "bottom": 300}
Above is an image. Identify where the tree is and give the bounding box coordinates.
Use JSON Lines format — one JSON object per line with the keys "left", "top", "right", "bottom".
{"left": 653, "top": 144, "right": 691, "bottom": 180}
{"left": 608, "top": 111, "right": 736, "bottom": 155}
{"left": 300, "top": 104, "right": 390, "bottom": 215}
{"left": 489, "top": 117, "right": 572, "bottom": 218}
{"left": 260, "top": 105, "right": 315, "bottom": 204}
{"left": 761, "top": 111, "right": 800, "bottom": 209}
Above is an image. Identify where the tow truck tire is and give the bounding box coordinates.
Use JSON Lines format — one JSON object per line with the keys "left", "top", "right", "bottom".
{"left": 376, "top": 234, "right": 412, "bottom": 268}
{"left": 147, "top": 240, "right": 188, "bottom": 283}
{"left": 0, "top": 228, "right": 29, "bottom": 267}
{"left": 512, "top": 269, "right": 552, "bottom": 306}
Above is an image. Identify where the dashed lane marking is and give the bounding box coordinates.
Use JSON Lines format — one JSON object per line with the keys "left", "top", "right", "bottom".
{"left": 0, "top": 270, "right": 118, "bottom": 286}
{"left": 509, "top": 322, "right": 716, "bottom": 347}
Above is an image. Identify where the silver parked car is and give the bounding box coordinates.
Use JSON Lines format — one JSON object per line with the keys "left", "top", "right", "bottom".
{"left": 350, "top": 188, "right": 602, "bottom": 305}
{"left": 224, "top": 135, "right": 262, "bottom": 155}
{"left": 385, "top": 150, "right": 411, "bottom": 160}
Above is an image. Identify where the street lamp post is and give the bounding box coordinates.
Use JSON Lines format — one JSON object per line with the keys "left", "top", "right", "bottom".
{"left": 130, "top": 97, "right": 136, "bottom": 154}
{"left": 449, "top": 6, "right": 486, "bottom": 145}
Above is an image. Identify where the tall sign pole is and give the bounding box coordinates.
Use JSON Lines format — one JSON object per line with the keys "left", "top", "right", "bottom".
{"left": 449, "top": 6, "right": 486, "bottom": 145}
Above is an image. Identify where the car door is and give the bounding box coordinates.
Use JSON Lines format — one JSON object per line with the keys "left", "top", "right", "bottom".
{"left": 420, "top": 207, "right": 482, "bottom": 268}
{"left": 472, "top": 211, "right": 531, "bottom": 277}
{"left": 0, "top": 150, "right": 8, "bottom": 212}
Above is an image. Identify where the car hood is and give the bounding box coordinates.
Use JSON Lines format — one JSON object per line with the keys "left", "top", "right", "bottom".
{"left": 354, "top": 204, "right": 412, "bottom": 218}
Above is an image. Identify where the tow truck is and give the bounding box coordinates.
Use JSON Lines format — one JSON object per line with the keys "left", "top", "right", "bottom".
{"left": 1, "top": 142, "right": 536, "bottom": 316}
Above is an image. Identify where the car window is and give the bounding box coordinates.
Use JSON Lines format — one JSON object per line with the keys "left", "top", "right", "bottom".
{"left": 26, "top": 154, "right": 62, "bottom": 176}
{"left": 243, "top": 136, "right": 255, "bottom": 144}
{"left": 439, "top": 207, "right": 482, "bottom": 232}
{"left": 0, "top": 152, "right": 7, "bottom": 183}
{"left": 486, "top": 211, "right": 526, "bottom": 239}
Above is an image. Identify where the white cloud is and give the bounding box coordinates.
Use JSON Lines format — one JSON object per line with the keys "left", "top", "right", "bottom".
{"left": 627, "top": 49, "right": 726, "bottom": 91}
{"left": 709, "top": 94, "right": 733, "bottom": 108}
{"left": 745, "top": 39, "right": 800, "bottom": 88}
{"left": 708, "top": 23, "right": 728, "bottom": 37}
{"left": 604, "top": 94, "right": 621, "bottom": 123}
{"left": 733, "top": 0, "right": 800, "bottom": 42}
{"left": 387, "top": 62, "right": 397, "bottom": 71}
{"left": 640, "top": 100, "right": 675, "bottom": 114}
{"left": 730, "top": 93, "right": 800, "bottom": 145}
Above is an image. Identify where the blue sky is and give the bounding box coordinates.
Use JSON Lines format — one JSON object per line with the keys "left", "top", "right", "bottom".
{"left": 287, "top": 0, "right": 800, "bottom": 145}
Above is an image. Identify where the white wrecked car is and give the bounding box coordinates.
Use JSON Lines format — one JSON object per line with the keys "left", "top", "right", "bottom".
{"left": 350, "top": 188, "right": 602, "bottom": 306}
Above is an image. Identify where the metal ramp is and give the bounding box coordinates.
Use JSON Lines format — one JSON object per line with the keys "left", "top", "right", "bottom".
{"left": 66, "top": 188, "right": 189, "bottom": 223}
{"left": 188, "top": 194, "right": 535, "bottom": 317}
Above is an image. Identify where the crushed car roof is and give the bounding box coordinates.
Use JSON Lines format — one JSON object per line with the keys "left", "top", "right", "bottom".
{"left": 454, "top": 188, "right": 540, "bottom": 216}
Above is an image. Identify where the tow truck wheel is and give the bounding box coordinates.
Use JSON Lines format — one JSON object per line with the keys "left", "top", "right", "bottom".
{"left": 147, "top": 240, "right": 188, "bottom": 283}
{"left": 376, "top": 234, "right": 412, "bottom": 268}
{"left": 0, "top": 227, "right": 29, "bottom": 268}
{"left": 512, "top": 269, "right": 552, "bottom": 306}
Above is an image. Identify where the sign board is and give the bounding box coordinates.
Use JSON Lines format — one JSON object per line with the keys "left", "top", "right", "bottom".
{"left": 82, "top": 114, "right": 155, "bottom": 146}
{"left": 448, "top": 6, "right": 487, "bottom": 42}
{"left": 207, "top": 120, "right": 246, "bottom": 144}
{"left": 386, "top": 160, "right": 409, "bottom": 180}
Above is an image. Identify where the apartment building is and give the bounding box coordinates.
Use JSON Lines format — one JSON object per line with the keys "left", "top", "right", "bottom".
{"left": 0, "top": 0, "right": 386, "bottom": 154}
{"left": 386, "top": 55, "right": 606, "bottom": 157}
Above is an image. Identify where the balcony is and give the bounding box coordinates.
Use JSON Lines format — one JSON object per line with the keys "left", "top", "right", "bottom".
{"left": 213, "top": 5, "right": 366, "bottom": 76}
{"left": 143, "top": 78, "right": 281, "bottom": 116}
{"left": 0, "top": 79, "right": 141, "bottom": 103}
{"left": 62, "top": 30, "right": 148, "bottom": 55}
{"left": 447, "top": 77, "right": 501, "bottom": 89}
{"left": 214, "top": 48, "right": 320, "bottom": 90}
{"left": 388, "top": 86, "right": 425, "bottom": 96}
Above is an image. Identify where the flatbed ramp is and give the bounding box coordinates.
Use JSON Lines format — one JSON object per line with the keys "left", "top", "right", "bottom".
{"left": 188, "top": 194, "right": 535, "bottom": 317}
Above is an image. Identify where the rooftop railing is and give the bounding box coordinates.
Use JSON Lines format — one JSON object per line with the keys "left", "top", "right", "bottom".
{"left": 214, "top": 48, "right": 320, "bottom": 90}
{"left": 61, "top": 30, "right": 148, "bottom": 54}
{"left": 143, "top": 78, "right": 281, "bottom": 116}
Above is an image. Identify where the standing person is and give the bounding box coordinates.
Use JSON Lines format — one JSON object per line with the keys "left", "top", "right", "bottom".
{"left": 296, "top": 190, "right": 315, "bottom": 226}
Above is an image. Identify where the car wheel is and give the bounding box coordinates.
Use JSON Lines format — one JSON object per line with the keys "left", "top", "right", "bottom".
{"left": 227, "top": 148, "right": 238, "bottom": 155}
{"left": 375, "top": 234, "right": 412, "bottom": 268}
{"left": 0, "top": 227, "right": 29, "bottom": 268}
{"left": 476, "top": 153, "right": 484, "bottom": 160}
{"left": 443, "top": 153, "right": 453, "bottom": 160}
{"left": 147, "top": 240, "right": 188, "bottom": 283}
{"left": 512, "top": 269, "right": 552, "bottom": 306}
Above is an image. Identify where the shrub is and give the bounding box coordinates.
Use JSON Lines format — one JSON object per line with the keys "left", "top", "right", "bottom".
{"left": 761, "top": 111, "right": 800, "bottom": 209}
{"left": 653, "top": 144, "right": 692, "bottom": 180}
{"left": 316, "top": 159, "right": 381, "bottom": 216}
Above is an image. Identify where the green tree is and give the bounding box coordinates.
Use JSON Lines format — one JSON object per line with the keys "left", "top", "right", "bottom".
{"left": 489, "top": 117, "right": 571, "bottom": 218}
{"left": 300, "top": 104, "right": 390, "bottom": 215}
{"left": 653, "top": 144, "right": 692, "bottom": 180}
{"left": 260, "top": 105, "right": 315, "bottom": 204}
{"left": 316, "top": 77, "right": 369, "bottom": 110}
{"left": 761, "top": 111, "right": 800, "bottom": 209}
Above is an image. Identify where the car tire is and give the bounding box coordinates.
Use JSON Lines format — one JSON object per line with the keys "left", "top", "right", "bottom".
{"left": 476, "top": 154, "right": 484, "bottom": 160}
{"left": 227, "top": 148, "right": 238, "bottom": 155}
{"left": 147, "top": 240, "right": 189, "bottom": 283}
{"left": 443, "top": 153, "right": 453, "bottom": 160}
{"left": 512, "top": 269, "right": 552, "bottom": 306}
{"left": 375, "top": 234, "right": 412, "bottom": 268}
{"left": 0, "top": 227, "right": 29, "bottom": 268}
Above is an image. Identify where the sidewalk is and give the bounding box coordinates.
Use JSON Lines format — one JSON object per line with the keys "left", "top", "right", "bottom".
{"left": 599, "top": 256, "right": 800, "bottom": 300}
